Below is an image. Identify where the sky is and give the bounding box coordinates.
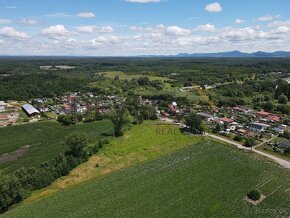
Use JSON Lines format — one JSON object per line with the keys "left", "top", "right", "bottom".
{"left": 0, "top": 0, "right": 290, "bottom": 56}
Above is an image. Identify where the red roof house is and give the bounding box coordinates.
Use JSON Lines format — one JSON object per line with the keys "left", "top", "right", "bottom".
{"left": 257, "top": 111, "right": 271, "bottom": 117}
{"left": 218, "top": 117, "right": 234, "bottom": 123}
{"left": 0, "top": 114, "right": 8, "bottom": 120}
{"left": 266, "top": 115, "right": 280, "bottom": 123}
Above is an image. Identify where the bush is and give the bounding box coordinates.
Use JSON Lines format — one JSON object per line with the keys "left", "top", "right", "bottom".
{"left": 234, "top": 135, "right": 243, "bottom": 142}
{"left": 57, "top": 115, "right": 73, "bottom": 125}
{"left": 247, "top": 189, "right": 261, "bottom": 201}
{"left": 244, "top": 138, "right": 255, "bottom": 148}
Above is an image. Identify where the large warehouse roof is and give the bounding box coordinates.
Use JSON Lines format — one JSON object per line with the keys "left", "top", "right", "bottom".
{"left": 22, "top": 104, "right": 40, "bottom": 115}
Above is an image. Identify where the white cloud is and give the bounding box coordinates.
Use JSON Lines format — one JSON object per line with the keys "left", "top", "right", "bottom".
{"left": 166, "top": 26, "right": 191, "bottom": 36}
{"left": 18, "top": 19, "right": 39, "bottom": 25}
{"left": 235, "top": 19, "right": 245, "bottom": 24}
{"left": 196, "top": 24, "right": 216, "bottom": 32}
{"left": 89, "top": 36, "right": 119, "bottom": 46}
{"left": 6, "top": 6, "right": 17, "bottom": 9}
{"left": 257, "top": 15, "right": 281, "bottom": 21}
{"left": 1, "top": 22, "right": 290, "bottom": 56}
{"left": 0, "top": 19, "right": 11, "bottom": 24}
{"left": 268, "top": 20, "right": 290, "bottom": 28}
{"left": 77, "top": 12, "right": 96, "bottom": 18}
{"left": 126, "top": 0, "right": 160, "bottom": 3}
{"left": 270, "top": 26, "right": 290, "bottom": 34}
{"left": 220, "top": 27, "right": 268, "bottom": 42}
{"left": 42, "top": 25, "right": 71, "bottom": 37}
{"left": 0, "top": 27, "right": 30, "bottom": 40}
{"left": 76, "top": 26, "right": 114, "bottom": 33}
{"left": 205, "top": 2, "right": 222, "bottom": 13}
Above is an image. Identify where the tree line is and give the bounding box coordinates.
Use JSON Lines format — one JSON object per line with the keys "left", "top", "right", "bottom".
{"left": 0, "top": 133, "right": 109, "bottom": 213}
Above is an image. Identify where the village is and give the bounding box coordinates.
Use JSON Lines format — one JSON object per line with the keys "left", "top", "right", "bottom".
{"left": 0, "top": 90, "right": 289, "bottom": 156}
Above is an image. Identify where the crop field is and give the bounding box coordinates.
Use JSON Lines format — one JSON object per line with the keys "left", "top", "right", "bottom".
{"left": 0, "top": 120, "right": 113, "bottom": 175}
{"left": 4, "top": 138, "right": 290, "bottom": 217}
{"left": 20, "top": 121, "right": 202, "bottom": 204}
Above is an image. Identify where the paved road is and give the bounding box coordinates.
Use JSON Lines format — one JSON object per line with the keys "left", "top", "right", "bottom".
{"left": 205, "top": 133, "right": 290, "bottom": 170}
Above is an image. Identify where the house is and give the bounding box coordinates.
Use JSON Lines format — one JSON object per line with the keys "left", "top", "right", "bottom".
{"left": 197, "top": 112, "right": 214, "bottom": 121}
{"left": 233, "top": 106, "right": 252, "bottom": 114}
{"left": 0, "top": 114, "right": 8, "bottom": 120}
{"left": 63, "top": 103, "right": 71, "bottom": 111}
{"left": 249, "top": 122, "right": 270, "bottom": 133}
{"left": 168, "top": 102, "right": 179, "bottom": 113}
{"left": 0, "top": 105, "right": 5, "bottom": 112}
{"left": 218, "top": 117, "right": 234, "bottom": 124}
{"left": 256, "top": 111, "right": 271, "bottom": 117}
{"left": 22, "top": 104, "right": 40, "bottom": 117}
{"left": 278, "top": 141, "right": 290, "bottom": 150}
{"left": 273, "top": 125, "right": 287, "bottom": 134}
{"left": 265, "top": 115, "right": 280, "bottom": 123}
{"left": 76, "top": 106, "right": 87, "bottom": 113}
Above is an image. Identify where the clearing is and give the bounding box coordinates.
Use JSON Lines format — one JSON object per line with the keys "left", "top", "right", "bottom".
{"left": 100, "top": 71, "right": 172, "bottom": 81}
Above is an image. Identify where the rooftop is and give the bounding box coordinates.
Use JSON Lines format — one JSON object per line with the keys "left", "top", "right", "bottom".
{"left": 22, "top": 104, "right": 40, "bottom": 115}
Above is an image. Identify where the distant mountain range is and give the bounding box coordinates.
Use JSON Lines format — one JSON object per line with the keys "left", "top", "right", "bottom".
{"left": 176, "top": 51, "right": 290, "bottom": 58}
{"left": 1, "top": 51, "right": 290, "bottom": 58}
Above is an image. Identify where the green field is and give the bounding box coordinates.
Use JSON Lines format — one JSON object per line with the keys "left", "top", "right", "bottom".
{"left": 4, "top": 140, "right": 290, "bottom": 217}
{"left": 0, "top": 120, "right": 113, "bottom": 174}
{"left": 101, "top": 71, "right": 172, "bottom": 81}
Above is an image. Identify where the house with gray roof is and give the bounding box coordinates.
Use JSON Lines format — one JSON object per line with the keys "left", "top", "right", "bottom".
{"left": 22, "top": 104, "right": 40, "bottom": 117}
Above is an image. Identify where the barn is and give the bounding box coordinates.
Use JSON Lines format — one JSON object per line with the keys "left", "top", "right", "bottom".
{"left": 22, "top": 104, "right": 40, "bottom": 117}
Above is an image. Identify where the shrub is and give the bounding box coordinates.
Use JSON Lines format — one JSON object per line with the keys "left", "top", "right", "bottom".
{"left": 234, "top": 135, "right": 243, "bottom": 142}
{"left": 244, "top": 138, "right": 255, "bottom": 148}
{"left": 57, "top": 115, "right": 73, "bottom": 125}
{"left": 247, "top": 189, "right": 261, "bottom": 201}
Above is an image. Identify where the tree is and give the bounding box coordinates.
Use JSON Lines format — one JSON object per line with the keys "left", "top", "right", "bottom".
{"left": 234, "top": 135, "right": 243, "bottom": 142}
{"left": 277, "top": 104, "right": 289, "bottom": 115}
{"left": 57, "top": 115, "right": 72, "bottom": 125}
{"left": 213, "top": 124, "right": 222, "bottom": 133}
{"left": 185, "top": 112, "right": 205, "bottom": 134}
{"left": 263, "top": 101, "right": 274, "bottom": 112}
{"left": 244, "top": 138, "right": 255, "bottom": 148}
{"left": 247, "top": 189, "right": 261, "bottom": 201}
{"left": 65, "top": 133, "right": 88, "bottom": 157}
{"left": 278, "top": 94, "right": 288, "bottom": 104}
{"left": 109, "top": 107, "right": 129, "bottom": 137}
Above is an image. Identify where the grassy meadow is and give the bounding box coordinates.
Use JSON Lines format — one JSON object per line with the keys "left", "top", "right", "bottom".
{"left": 101, "top": 71, "right": 172, "bottom": 81}
{"left": 20, "top": 121, "right": 202, "bottom": 204}
{"left": 0, "top": 120, "right": 113, "bottom": 175}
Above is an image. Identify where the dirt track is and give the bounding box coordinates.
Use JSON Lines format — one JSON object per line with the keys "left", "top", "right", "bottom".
{"left": 0, "top": 145, "right": 30, "bottom": 164}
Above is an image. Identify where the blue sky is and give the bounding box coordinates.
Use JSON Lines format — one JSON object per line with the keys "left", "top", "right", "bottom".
{"left": 0, "top": 0, "right": 290, "bottom": 55}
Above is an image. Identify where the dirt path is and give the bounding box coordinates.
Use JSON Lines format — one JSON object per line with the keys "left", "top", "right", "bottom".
{"left": 0, "top": 145, "right": 30, "bottom": 164}
{"left": 205, "top": 133, "right": 290, "bottom": 170}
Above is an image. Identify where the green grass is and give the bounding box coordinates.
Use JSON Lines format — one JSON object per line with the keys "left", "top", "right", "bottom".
{"left": 101, "top": 71, "right": 172, "bottom": 81}
{"left": 3, "top": 140, "right": 290, "bottom": 218}
{"left": 257, "top": 145, "right": 290, "bottom": 162}
{"left": 0, "top": 120, "right": 113, "bottom": 174}
{"left": 17, "top": 121, "right": 201, "bottom": 204}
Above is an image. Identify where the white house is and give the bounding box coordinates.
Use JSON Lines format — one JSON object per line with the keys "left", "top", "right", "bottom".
{"left": 0, "top": 105, "right": 5, "bottom": 113}
{"left": 249, "top": 122, "right": 270, "bottom": 133}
